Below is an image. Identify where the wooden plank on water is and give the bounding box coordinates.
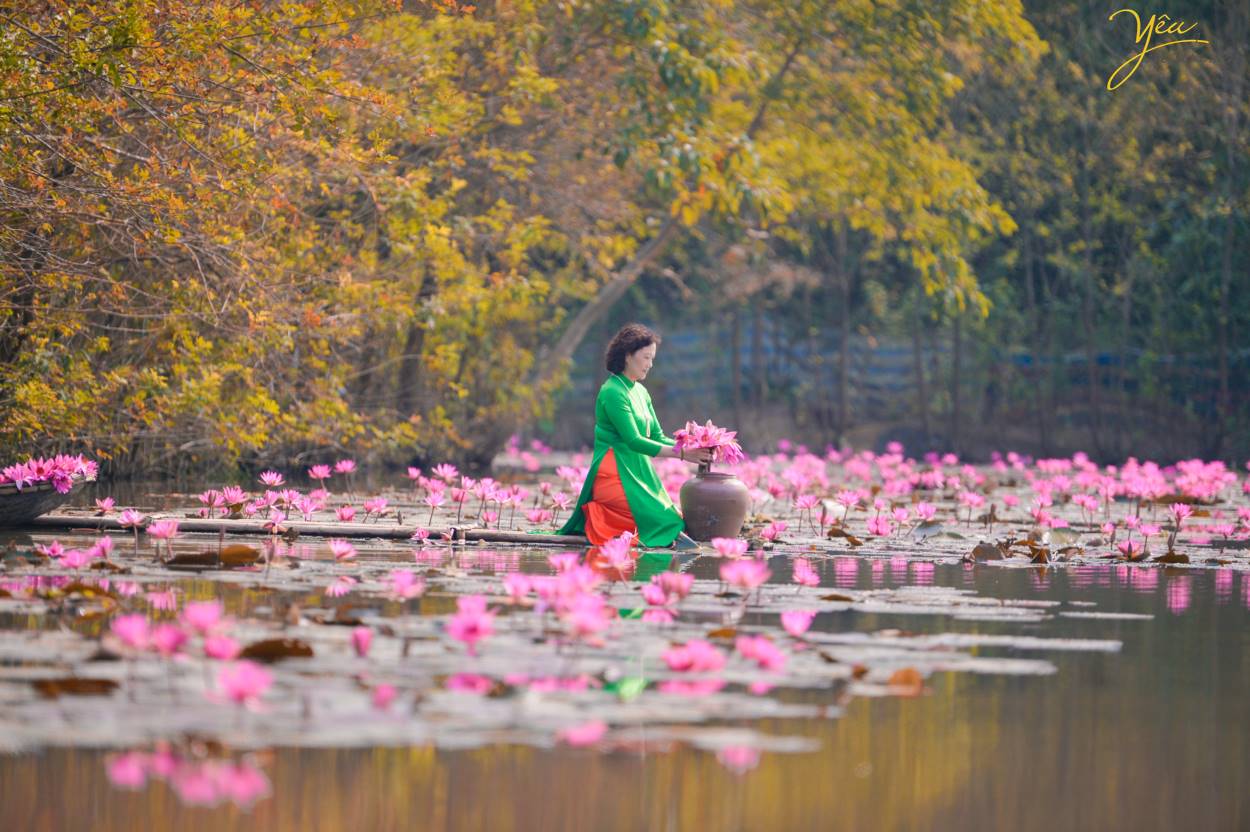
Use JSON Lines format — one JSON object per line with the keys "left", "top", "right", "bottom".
{"left": 26, "top": 513, "right": 590, "bottom": 547}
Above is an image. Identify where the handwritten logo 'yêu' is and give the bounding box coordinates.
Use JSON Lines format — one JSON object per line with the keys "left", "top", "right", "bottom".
{"left": 1106, "top": 9, "right": 1209, "bottom": 91}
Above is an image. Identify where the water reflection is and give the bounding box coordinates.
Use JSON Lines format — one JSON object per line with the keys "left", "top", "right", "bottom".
{"left": 105, "top": 745, "right": 270, "bottom": 810}
{"left": 1215, "top": 569, "right": 1233, "bottom": 602}
{"left": 4, "top": 533, "right": 1250, "bottom": 830}
{"left": 1166, "top": 576, "right": 1192, "bottom": 614}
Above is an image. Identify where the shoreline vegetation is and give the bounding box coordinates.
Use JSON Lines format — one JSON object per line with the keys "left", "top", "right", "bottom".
{"left": 2, "top": 2, "right": 1247, "bottom": 477}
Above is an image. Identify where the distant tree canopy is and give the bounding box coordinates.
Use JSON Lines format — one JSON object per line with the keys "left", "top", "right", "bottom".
{"left": 1, "top": 1, "right": 1243, "bottom": 473}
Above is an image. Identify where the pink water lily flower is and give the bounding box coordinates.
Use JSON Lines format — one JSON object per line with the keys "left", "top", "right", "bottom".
{"left": 258, "top": 470, "right": 285, "bottom": 487}
{"left": 446, "top": 595, "right": 495, "bottom": 656}
{"left": 350, "top": 626, "right": 372, "bottom": 658}
{"left": 781, "top": 610, "right": 816, "bottom": 637}
{"left": 373, "top": 684, "right": 398, "bottom": 710}
{"left": 327, "top": 539, "right": 357, "bottom": 562}
{"left": 111, "top": 613, "right": 150, "bottom": 650}
{"left": 735, "top": 635, "right": 787, "bottom": 671}
{"left": 215, "top": 661, "right": 273, "bottom": 709}
{"left": 710, "top": 537, "right": 749, "bottom": 558}
{"left": 662, "top": 639, "right": 725, "bottom": 673}
{"left": 204, "top": 635, "right": 242, "bottom": 660}
{"left": 146, "top": 519, "right": 179, "bottom": 540}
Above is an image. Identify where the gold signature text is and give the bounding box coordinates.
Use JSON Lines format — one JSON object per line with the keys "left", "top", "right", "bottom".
{"left": 1106, "top": 9, "right": 1209, "bottom": 91}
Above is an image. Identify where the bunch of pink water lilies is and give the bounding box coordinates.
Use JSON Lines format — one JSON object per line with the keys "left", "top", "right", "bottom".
{"left": 0, "top": 453, "right": 96, "bottom": 492}
{"left": 672, "top": 420, "right": 746, "bottom": 466}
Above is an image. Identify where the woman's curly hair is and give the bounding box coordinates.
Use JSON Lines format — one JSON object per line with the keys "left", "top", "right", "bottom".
{"left": 605, "top": 323, "right": 661, "bottom": 374}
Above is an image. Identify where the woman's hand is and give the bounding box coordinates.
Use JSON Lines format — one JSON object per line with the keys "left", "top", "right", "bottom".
{"left": 666, "top": 445, "right": 713, "bottom": 464}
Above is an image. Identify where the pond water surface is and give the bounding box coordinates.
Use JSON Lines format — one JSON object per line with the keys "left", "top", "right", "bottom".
{"left": 3, "top": 527, "right": 1246, "bottom": 832}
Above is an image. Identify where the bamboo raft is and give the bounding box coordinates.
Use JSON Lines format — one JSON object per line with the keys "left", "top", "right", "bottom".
{"left": 27, "top": 511, "right": 590, "bottom": 547}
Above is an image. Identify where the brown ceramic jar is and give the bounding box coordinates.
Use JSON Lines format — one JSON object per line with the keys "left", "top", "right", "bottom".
{"left": 679, "top": 466, "right": 751, "bottom": 541}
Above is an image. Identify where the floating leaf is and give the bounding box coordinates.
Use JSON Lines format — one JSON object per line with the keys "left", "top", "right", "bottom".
{"left": 1153, "top": 552, "right": 1189, "bottom": 564}
{"left": 220, "top": 544, "right": 261, "bottom": 566}
{"left": 967, "top": 542, "right": 1005, "bottom": 561}
{"left": 32, "top": 677, "right": 119, "bottom": 698}
{"left": 820, "top": 593, "right": 854, "bottom": 602}
{"left": 238, "top": 638, "right": 314, "bottom": 662}
{"left": 167, "top": 544, "right": 260, "bottom": 570}
{"left": 827, "top": 526, "right": 864, "bottom": 547}
{"left": 705, "top": 627, "right": 737, "bottom": 640}
{"left": 887, "top": 667, "right": 923, "bottom": 696}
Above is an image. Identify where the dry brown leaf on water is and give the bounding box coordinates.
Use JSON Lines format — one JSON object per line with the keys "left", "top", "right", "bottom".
{"left": 820, "top": 592, "right": 854, "bottom": 602}
{"left": 1153, "top": 552, "right": 1189, "bottom": 564}
{"left": 166, "top": 544, "right": 260, "bottom": 570}
{"left": 851, "top": 664, "right": 869, "bottom": 680}
{"left": 220, "top": 544, "right": 261, "bottom": 566}
{"left": 41, "top": 581, "right": 119, "bottom": 601}
{"left": 1029, "top": 545, "right": 1050, "bottom": 564}
{"left": 705, "top": 627, "right": 738, "bottom": 640}
{"left": 238, "top": 638, "right": 315, "bottom": 662}
{"left": 966, "top": 542, "right": 1005, "bottom": 562}
{"left": 32, "top": 677, "right": 119, "bottom": 698}
{"left": 827, "top": 526, "right": 864, "bottom": 547}
{"left": 887, "top": 667, "right": 924, "bottom": 697}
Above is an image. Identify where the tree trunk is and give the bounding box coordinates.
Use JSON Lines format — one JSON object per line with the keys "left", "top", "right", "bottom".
{"left": 949, "top": 307, "right": 962, "bottom": 456}
{"left": 751, "top": 304, "right": 767, "bottom": 407}
{"left": 836, "top": 222, "right": 850, "bottom": 441}
{"left": 731, "top": 307, "right": 743, "bottom": 428}
{"left": 1078, "top": 107, "right": 1105, "bottom": 456}
{"left": 911, "top": 293, "right": 931, "bottom": 449}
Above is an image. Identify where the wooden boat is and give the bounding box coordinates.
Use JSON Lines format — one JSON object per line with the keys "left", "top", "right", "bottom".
{"left": 0, "top": 475, "right": 94, "bottom": 528}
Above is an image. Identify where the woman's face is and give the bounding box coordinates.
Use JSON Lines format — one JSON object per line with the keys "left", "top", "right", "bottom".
{"left": 624, "top": 343, "right": 657, "bottom": 381}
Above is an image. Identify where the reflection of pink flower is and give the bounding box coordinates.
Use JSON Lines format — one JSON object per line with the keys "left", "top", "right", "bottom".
{"left": 181, "top": 600, "right": 224, "bottom": 635}
{"left": 711, "top": 537, "right": 748, "bottom": 558}
{"left": 791, "top": 557, "right": 819, "bottom": 587}
{"left": 717, "top": 746, "right": 761, "bottom": 776}
{"left": 106, "top": 751, "right": 148, "bottom": 789}
{"left": 720, "top": 558, "right": 770, "bottom": 591}
{"left": 325, "top": 575, "right": 357, "bottom": 597}
{"left": 389, "top": 570, "right": 425, "bottom": 600}
{"left": 557, "top": 720, "right": 607, "bottom": 747}
{"left": 548, "top": 552, "right": 579, "bottom": 572}
{"left": 327, "top": 539, "right": 357, "bottom": 561}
